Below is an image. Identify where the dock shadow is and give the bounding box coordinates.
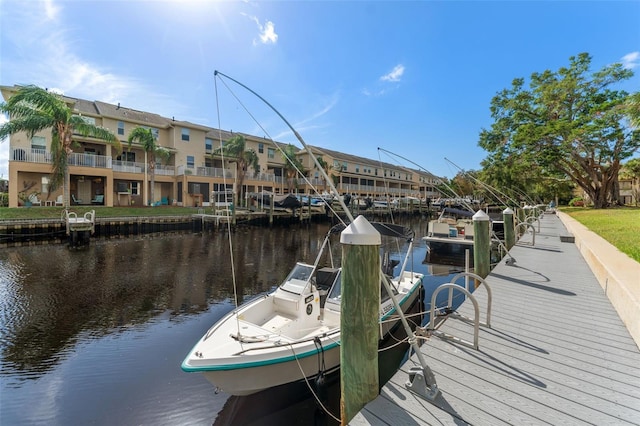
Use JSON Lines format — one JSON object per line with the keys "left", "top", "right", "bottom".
{"left": 491, "top": 271, "right": 576, "bottom": 296}
{"left": 444, "top": 340, "right": 547, "bottom": 388}
{"left": 383, "top": 381, "right": 470, "bottom": 425}
{"left": 516, "top": 244, "right": 562, "bottom": 253}
{"left": 482, "top": 327, "right": 549, "bottom": 354}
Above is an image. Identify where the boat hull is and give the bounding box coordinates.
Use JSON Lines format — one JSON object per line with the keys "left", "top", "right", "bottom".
{"left": 183, "top": 273, "right": 423, "bottom": 395}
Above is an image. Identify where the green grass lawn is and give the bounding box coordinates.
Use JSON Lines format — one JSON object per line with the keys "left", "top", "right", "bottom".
{"left": 0, "top": 205, "right": 201, "bottom": 220}
{"left": 561, "top": 206, "right": 640, "bottom": 262}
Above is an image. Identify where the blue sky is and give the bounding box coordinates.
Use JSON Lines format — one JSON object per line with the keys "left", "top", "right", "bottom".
{"left": 1, "top": 0, "right": 639, "bottom": 180}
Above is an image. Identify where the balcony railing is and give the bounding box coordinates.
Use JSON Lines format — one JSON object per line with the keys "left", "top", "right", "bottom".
{"left": 113, "top": 160, "right": 145, "bottom": 173}
{"left": 68, "top": 152, "right": 111, "bottom": 168}
{"left": 11, "top": 150, "right": 417, "bottom": 194}
{"left": 11, "top": 148, "right": 51, "bottom": 164}
{"left": 11, "top": 148, "right": 112, "bottom": 168}
{"left": 155, "top": 165, "right": 175, "bottom": 176}
{"left": 113, "top": 161, "right": 176, "bottom": 176}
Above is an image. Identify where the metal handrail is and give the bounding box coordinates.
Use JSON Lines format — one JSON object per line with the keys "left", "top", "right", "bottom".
{"left": 427, "top": 284, "right": 480, "bottom": 350}
{"left": 515, "top": 222, "right": 536, "bottom": 245}
{"left": 449, "top": 272, "right": 492, "bottom": 328}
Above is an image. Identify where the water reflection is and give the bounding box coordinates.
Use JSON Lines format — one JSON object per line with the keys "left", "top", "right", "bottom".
{"left": 0, "top": 218, "right": 471, "bottom": 425}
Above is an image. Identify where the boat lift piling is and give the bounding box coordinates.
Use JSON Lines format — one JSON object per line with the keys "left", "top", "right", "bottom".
{"left": 503, "top": 207, "right": 516, "bottom": 250}
{"left": 472, "top": 210, "right": 491, "bottom": 279}
{"left": 339, "top": 216, "right": 381, "bottom": 425}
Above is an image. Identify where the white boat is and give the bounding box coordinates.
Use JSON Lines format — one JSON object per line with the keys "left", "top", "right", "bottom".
{"left": 181, "top": 222, "right": 424, "bottom": 395}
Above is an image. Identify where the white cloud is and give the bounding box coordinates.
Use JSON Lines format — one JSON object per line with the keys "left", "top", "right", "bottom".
{"left": 260, "top": 21, "right": 278, "bottom": 44}
{"left": 44, "top": 0, "right": 60, "bottom": 20}
{"left": 380, "top": 64, "right": 405, "bottom": 82}
{"left": 269, "top": 92, "right": 339, "bottom": 141}
{"left": 0, "top": 0, "right": 191, "bottom": 180}
{"left": 1, "top": 1, "right": 185, "bottom": 115}
{"left": 245, "top": 14, "right": 278, "bottom": 46}
{"left": 621, "top": 51, "right": 639, "bottom": 69}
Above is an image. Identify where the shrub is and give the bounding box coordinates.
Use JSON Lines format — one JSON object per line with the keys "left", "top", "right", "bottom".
{"left": 569, "top": 197, "right": 585, "bottom": 207}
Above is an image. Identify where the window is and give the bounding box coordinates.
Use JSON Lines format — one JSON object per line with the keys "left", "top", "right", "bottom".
{"left": 131, "top": 182, "right": 140, "bottom": 195}
{"left": 268, "top": 148, "right": 275, "bottom": 159}
{"left": 118, "top": 152, "right": 135, "bottom": 162}
{"left": 181, "top": 128, "right": 190, "bottom": 141}
{"left": 258, "top": 143, "right": 264, "bottom": 154}
{"left": 41, "top": 176, "right": 50, "bottom": 193}
{"left": 342, "top": 162, "right": 347, "bottom": 171}
{"left": 355, "top": 165, "right": 360, "bottom": 173}
{"left": 118, "top": 121, "right": 125, "bottom": 135}
{"left": 151, "top": 128, "right": 159, "bottom": 139}
{"left": 187, "top": 155, "right": 194, "bottom": 168}
{"left": 205, "top": 138, "right": 213, "bottom": 152}
{"left": 31, "top": 136, "right": 46, "bottom": 151}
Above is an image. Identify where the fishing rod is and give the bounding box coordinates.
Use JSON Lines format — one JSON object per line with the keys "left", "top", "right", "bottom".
{"left": 376, "top": 147, "right": 477, "bottom": 214}
{"left": 214, "top": 70, "right": 354, "bottom": 224}
{"left": 214, "top": 71, "right": 440, "bottom": 399}
{"left": 443, "top": 157, "right": 520, "bottom": 208}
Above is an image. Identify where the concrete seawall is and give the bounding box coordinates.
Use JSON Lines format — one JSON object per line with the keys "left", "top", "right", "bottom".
{"left": 557, "top": 210, "right": 640, "bottom": 348}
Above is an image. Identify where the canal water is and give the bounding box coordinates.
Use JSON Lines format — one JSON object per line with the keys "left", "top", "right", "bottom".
{"left": 0, "top": 218, "right": 468, "bottom": 425}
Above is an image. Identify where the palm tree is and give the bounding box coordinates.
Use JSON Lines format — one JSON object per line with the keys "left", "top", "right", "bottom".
{"left": 215, "top": 134, "right": 259, "bottom": 207}
{"left": 316, "top": 156, "right": 330, "bottom": 193}
{"left": 127, "top": 127, "right": 170, "bottom": 205}
{"left": 282, "top": 144, "right": 305, "bottom": 194}
{"left": 0, "top": 85, "right": 121, "bottom": 208}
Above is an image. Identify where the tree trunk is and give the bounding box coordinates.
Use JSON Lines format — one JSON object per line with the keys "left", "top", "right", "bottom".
{"left": 64, "top": 168, "right": 70, "bottom": 209}
{"left": 150, "top": 158, "right": 155, "bottom": 205}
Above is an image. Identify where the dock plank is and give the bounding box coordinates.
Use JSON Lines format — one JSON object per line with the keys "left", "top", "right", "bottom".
{"left": 353, "top": 214, "right": 640, "bottom": 425}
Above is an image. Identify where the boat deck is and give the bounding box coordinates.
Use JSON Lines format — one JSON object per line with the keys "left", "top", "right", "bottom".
{"left": 352, "top": 214, "right": 640, "bottom": 425}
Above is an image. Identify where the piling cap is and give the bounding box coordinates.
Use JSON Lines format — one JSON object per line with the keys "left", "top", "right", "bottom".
{"left": 472, "top": 209, "right": 490, "bottom": 222}
{"left": 503, "top": 207, "right": 514, "bottom": 215}
{"left": 340, "top": 215, "right": 381, "bottom": 245}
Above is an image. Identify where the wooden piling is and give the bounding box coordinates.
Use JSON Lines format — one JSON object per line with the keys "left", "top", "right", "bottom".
{"left": 516, "top": 207, "right": 526, "bottom": 238}
{"left": 339, "top": 215, "right": 381, "bottom": 425}
{"left": 472, "top": 210, "right": 491, "bottom": 279}
{"left": 503, "top": 207, "right": 515, "bottom": 250}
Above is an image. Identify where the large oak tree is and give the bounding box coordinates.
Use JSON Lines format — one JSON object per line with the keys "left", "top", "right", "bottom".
{"left": 479, "top": 53, "right": 640, "bottom": 208}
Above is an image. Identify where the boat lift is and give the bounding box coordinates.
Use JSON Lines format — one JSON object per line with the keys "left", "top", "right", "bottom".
{"left": 63, "top": 209, "right": 95, "bottom": 247}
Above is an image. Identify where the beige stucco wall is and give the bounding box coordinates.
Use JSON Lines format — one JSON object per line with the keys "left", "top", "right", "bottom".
{"left": 557, "top": 211, "right": 640, "bottom": 349}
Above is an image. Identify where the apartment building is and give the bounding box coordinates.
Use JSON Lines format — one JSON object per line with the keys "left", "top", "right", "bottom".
{"left": 2, "top": 85, "right": 440, "bottom": 208}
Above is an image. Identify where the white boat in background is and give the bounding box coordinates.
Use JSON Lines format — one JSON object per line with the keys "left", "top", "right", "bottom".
{"left": 181, "top": 222, "right": 424, "bottom": 395}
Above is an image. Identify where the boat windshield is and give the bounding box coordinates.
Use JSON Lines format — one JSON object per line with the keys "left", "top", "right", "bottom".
{"left": 280, "top": 263, "right": 314, "bottom": 294}
{"left": 326, "top": 273, "right": 396, "bottom": 307}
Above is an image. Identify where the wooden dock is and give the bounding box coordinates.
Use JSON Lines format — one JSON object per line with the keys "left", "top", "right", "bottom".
{"left": 353, "top": 213, "right": 640, "bottom": 425}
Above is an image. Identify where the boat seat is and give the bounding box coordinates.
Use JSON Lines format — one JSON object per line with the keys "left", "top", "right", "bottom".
{"left": 464, "top": 224, "right": 475, "bottom": 240}
{"left": 431, "top": 222, "right": 451, "bottom": 237}
{"left": 273, "top": 292, "right": 300, "bottom": 317}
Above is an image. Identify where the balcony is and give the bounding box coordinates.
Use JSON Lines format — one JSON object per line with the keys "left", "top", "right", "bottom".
{"left": 11, "top": 148, "right": 112, "bottom": 168}
{"left": 68, "top": 152, "right": 111, "bottom": 168}
{"left": 155, "top": 165, "right": 175, "bottom": 176}
{"left": 113, "top": 160, "right": 145, "bottom": 173}
{"left": 11, "top": 148, "right": 51, "bottom": 163}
